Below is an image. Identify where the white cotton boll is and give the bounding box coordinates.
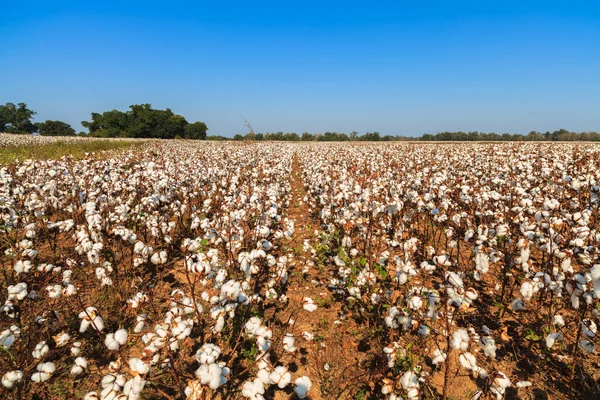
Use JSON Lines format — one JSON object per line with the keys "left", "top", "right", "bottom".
{"left": 269, "top": 366, "right": 292, "bottom": 389}
{"left": 2, "top": 370, "right": 23, "bottom": 389}
{"left": 294, "top": 376, "right": 312, "bottom": 398}
{"left": 409, "top": 295, "right": 423, "bottom": 310}
{"left": 196, "top": 343, "right": 221, "bottom": 364}
{"left": 7, "top": 282, "right": 28, "bottom": 300}
{"left": 71, "top": 357, "right": 88, "bottom": 375}
{"left": 184, "top": 380, "right": 203, "bottom": 400}
{"left": 552, "top": 315, "right": 565, "bottom": 328}
{"left": 445, "top": 271, "right": 464, "bottom": 288}
{"left": 491, "top": 372, "right": 512, "bottom": 398}
{"left": 129, "top": 358, "right": 150, "bottom": 375}
{"left": 545, "top": 332, "right": 563, "bottom": 348}
{"left": 242, "top": 378, "right": 265, "bottom": 398}
{"left": 283, "top": 333, "right": 296, "bottom": 353}
{"left": 396, "top": 271, "right": 408, "bottom": 285}
{"left": 63, "top": 284, "right": 77, "bottom": 296}
{"left": 481, "top": 337, "right": 497, "bottom": 358}
{"left": 303, "top": 297, "right": 318, "bottom": 312}
{"left": 520, "top": 282, "right": 534, "bottom": 301}
{"left": 114, "top": 329, "right": 128, "bottom": 345}
{"left": 452, "top": 329, "right": 470, "bottom": 351}
{"left": 590, "top": 264, "right": 600, "bottom": 297}
{"left": 14, "top": 260, "right": 33, "bottom": 274}
{"left": 46, "top": 284, "right": 62, "bottom": 299}
{"left": 516, "top": 381, "right": 532, "bottom": 388}
{"left": 195, "top": 362, "right": 229, "bottom": 390}
{"left": 32, "top": 341, "right": 49, "bottom": 359}
{"left": 71, "top": 342, "right": 82, "bottom": 356}
{"left": 31, "top": 362, "right": 55, "bottom": 383}
{"left": 459, "top": 352, "right": 478, "bottom": 370}
{"left": 432, "top": 349, "right": 447, "bottom": 365}
{"left": 134, "top": 314, "right": 148, "bottom": 333}
{"left": 53, "top": 332, "right": 70, "bottom": 347}
{"left": 302, "top": 331, "right": 314, "bottom": 341}
{"left": 123, "top": 375, "right": 146, "bottom": 398}
{"left": 78, "top": 307, "right": 104, "bottom": 332}
{"left": 105, "top": 334, "right": 121, "bottom": 351}
{"left": 371, "top": 293, "right": 381, "bottom": 304}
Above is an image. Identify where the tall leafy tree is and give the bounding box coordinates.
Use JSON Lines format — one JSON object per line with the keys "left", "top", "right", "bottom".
{"left": 184, "top": 121, "right": 208, "bottom": 140}
{"left": 82, "top": 104, "right": 206, "bottom": 139}
{"left": 0, "top": 102, "right": 38, "bottom": 134}
{"left": 36, "top": 120, "right": 76, "bottom": 136}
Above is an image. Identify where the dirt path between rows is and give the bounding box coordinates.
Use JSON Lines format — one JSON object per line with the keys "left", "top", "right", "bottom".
{"left": 275, "top": 154, "right": 370, "bottom": 399}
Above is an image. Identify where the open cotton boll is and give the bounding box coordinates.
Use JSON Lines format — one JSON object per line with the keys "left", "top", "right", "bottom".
{"left": 546, "top": 332, "right": 563, "bottom": 348}
{"left": 7, "top": 282, "right": 28, "bottom": 300}
{"left": 480, "top": 336, "right": 497, "bottom": 358}
{"left": 71, "top": 341, "right": 82, "bottom": 356}
{"left": 552, "top": 315, "right": 565, "bottom": 328}
{"left": 32, "top": 341, "right": 49, "bottom": 359}
{"left": 269, "top": 366, "right": 292, "bottom": 389}
{"left": 459, "top": 352, "right": 478, "bottom": 370}
{"left": 123, "top": 375, "right": 146, "bottom": 399}
{"left": 445, "top": 271, "right": 464, "bottom": 288}
{"left": 196, "top": 343, "right": 221, "bottom": 364}
{"left": 516, "top": 381, "right": 532, "bottom": 388}
{"left": 2, "top": 370, "right": 23, "bottom": 389}
{"left": 294, "top": 376, "right": 312, "bottom": 399}
{"left": 431, "top": 349, "right": 447, "bottom": 365}
{"left": 490, "top": 372, "right": 512, "bottom": 399}
{"left": 408, "top": 295, "right": 423, "bottom": 310}
{"left": 452, "top": 329, "right": 470, "bottom": 351}
{"left": 129, "top": 357, "right": 150, "bottom": 375}
{"left": 195, "top": 362, "right": 230, "bottom": 390}
{"left": 283, "top": 333, "right": 296, "bottom": 353}
{"left": 184, "top": 380, "right": 204, "bottom": 400}
{"left": 114, "top": 329, "right": 128, "bottom": 345}
{"left": 78, "top": 307, "right": 104, "bottom": 332}
{"left": 71, "top": 357, "right": 88, "bottom": 375}
{"left": 31, "top": 362, "right": 56, "bottom": 382}
{"left": 104, "top": 334, "right": 119, "bottom": 351}
{"left": 520, "top": 282, "right": 534, "bottom": 301}
{"left": 242, "top": 378, "right": 266, "bottom": 399}
{"left": 302, "top": 297, "right": 318, "bottom": 312}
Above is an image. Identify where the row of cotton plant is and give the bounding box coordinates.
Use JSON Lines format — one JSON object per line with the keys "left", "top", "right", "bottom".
{"left": 296, "top": 142, "right": 600, "bottom": 398}
{"left": 0, "top": 140, "right": 320, "bottom": 399}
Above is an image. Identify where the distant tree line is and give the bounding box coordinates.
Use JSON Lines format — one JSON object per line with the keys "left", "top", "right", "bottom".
{"left": 2, "top": 102, "right": 599, "bottom": 141}
{"left": 233, "top": 131, "right": 414, "bottom": 142}
{"left": 0, "top": 102, "right": 208, "bottom": 139}
{"left": 420, "top": 129, "right": 600, "bottom": 142}
{"left": 234, "top": 129, "right": 600, "bottom": 142}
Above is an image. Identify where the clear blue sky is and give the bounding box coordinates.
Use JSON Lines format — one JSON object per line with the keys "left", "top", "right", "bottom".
{"left": 1, "top": 1, "right": 599, "bottom": 137}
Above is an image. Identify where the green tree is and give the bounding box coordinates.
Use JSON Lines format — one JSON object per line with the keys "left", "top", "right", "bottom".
{"left": 81, "top": 112, "right": 103, "bottom": 134}
{"left": 0, "top": 102, "right": 38, "bottom": 134}
{"left": 36, "top": 120, "right": 76, "bottom": 136}
{"left": 165, "top": 115, "right": 188, "bottom": 139}
{"left": 185, "top": 121, "right": 208, "bottom": 140}
{"left": 301, "top": 132, "right": 314, "bottom": 141}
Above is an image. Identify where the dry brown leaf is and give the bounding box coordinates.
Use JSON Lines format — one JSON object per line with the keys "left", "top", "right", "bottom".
{"left": 500, "top": 326, "right": 511, "bottom": 342}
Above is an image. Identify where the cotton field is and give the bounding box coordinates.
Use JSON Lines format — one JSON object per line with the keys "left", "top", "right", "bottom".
{"left": 1, "top": 139, "right": 599, "bottom": 400}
